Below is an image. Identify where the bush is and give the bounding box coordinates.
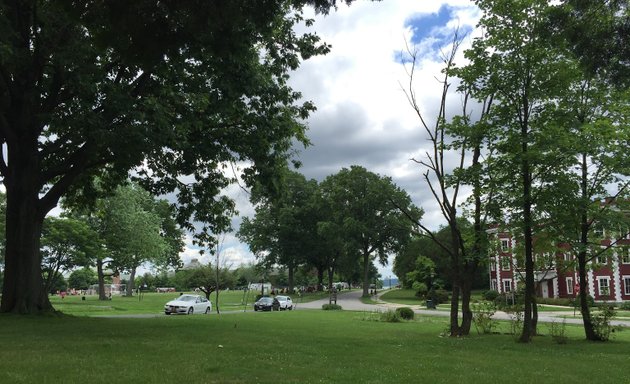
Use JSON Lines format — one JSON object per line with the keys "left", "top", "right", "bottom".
{"left": 431, "top": 289, "right": 450, "bottom": 305}
{"left": 592, "top": 304, "right": 621, "bottom": 341}
{"left": 548, "top": 320, "right": 568, "bottom": 344}
{"left": 620, "top": 302, "right": 630, "bottom": 311}
{"left": 482, "top": 290, "right": 499, "bottom": 301}
{"left": 322, "top": 303, "right": 342, "bottom": 310}
{"left": 412, "top": 281, "right": 428, "bottom": 298}
{"left": 395, "top": 307, "right": 415, "bottom": 320}
{"left": 380, "top": 310, "right": 402, "bottom": 323}
{"left": 537, "top": 297, "right": 572, "bottom": 306}
{"left": 472, "top": 301, "right": 497, "bottom": 335}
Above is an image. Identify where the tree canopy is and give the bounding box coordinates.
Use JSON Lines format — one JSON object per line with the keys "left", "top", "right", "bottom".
{"left": 0, "top": 0, "right": 339, "bottom": 313}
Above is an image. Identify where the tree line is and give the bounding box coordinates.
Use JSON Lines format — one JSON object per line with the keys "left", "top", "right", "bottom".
{"left": 238, "top": 165, "right": 420, "bottom": 297}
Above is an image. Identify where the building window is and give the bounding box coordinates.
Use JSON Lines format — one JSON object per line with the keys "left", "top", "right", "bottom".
{"left": 500, "top": 239, "right": 509, "bottom": 252}
{"left": 491, "top": 279, "right": 497, "bottom": 292}
{"left": 598, "top": 278, "right": 610, "bottom": 297}
{"left": 596, "top": 255, "right": 608, "bottom": 265}
{"left": 503, "top": 279, "right": 512, "bottom": 293}
{"left": 566, "top": 277, "right": 574, "bottom": 295}
{"left": 624, "top": 276, "right": 630, "bottom": 296}
{"left": 594, "top": 226, "right": 605, "bottom": 238}
{"left": 490, "top": 257, "right": 496, "bottom": 271}
{"left": 501, "top": 256, "right": 511, "bottom": 271}
{"left": 563, "top": 253, "right": 572, "bottom": 262}
{"left": 622, "top": 249, "right": 630, "bottom": 264}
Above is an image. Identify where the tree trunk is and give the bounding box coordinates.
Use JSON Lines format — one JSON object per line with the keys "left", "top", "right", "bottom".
{"left": 450, "top": 285, "right": 461, "bottom": 336}
{"left": 287, "top": 262, "right": 295, "bottom": 293}
{"left": 519, "top": 119, "right": 535, "bottom": 343}
{"left": 459, "top": 277, "right": 474, "bottom": 336}
{"left": 362, "top": 251, "right": 370, "bottom": 297}
{"left": 327, "top": 267, "right": 335, "bottom": 304}
{"left": 578, "top": 251, "right": 599, "bottom": 340}
{"left": 1, "top": 158, "right": 51, "bottom": 313}
{"left": 96, "top": 258, "right": 108, "bottom": 300}
{"left": 125, "top": 267, "right": 136, "bottom": 297}
{"left": 316, "top": 268, "right": 324, "bottom": 291}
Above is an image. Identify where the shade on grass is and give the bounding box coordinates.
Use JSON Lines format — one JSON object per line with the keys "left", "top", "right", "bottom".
{"left": 0, "top": 310, "right": 628, "bottom": 383}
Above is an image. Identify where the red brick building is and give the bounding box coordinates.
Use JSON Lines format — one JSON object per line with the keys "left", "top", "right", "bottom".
{"left": 488, "top": 227, "right": 630, "bottom": 303}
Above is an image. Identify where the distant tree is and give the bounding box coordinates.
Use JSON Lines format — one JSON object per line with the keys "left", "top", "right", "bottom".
{"left": 185, "top": 264, "right": 235, "bottom": 302}
{"left": 239, "top": 170, "right": 320, "bottom": 292}
{"left": 320, "top": 166, "right": 420, "bottom": 297}
{"left": 103, "top": 184, "right": 169, "bottom": 297}
{"left": 40, "top": 216, "right": 99, "bottom": 295}
{"left": 68, "top": 268, "right": 98, "bottom": 291}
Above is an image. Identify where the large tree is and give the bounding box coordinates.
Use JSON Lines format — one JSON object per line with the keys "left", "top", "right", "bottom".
{"left": 0, "top": 0, "right": 340, "bottom": 313}
{"left": 238, "top": 170, "right": 319, "bottom": 292}
{"left": 319, "top": 166, "right": 419, "bottom": 297}
{"left": 460, "top": 0, "right": 579, "bottom": 342}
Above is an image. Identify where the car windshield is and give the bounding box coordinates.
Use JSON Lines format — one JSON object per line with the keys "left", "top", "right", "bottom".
{"left": 258, "top": 297, "right": 272, "bottom": 303}
{"left": 277, "top": 296, "right": 287, "bottom": 301}
{"left": 178, "top": 295, "right": 196, "bottom": 302}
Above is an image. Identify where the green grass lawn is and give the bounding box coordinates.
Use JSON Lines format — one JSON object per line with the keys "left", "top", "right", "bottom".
{"left": 0, "top": 309, "right": 628, "bottom": 383}
{"left": 49, "top": 291, "right": 328, "bottom": 316}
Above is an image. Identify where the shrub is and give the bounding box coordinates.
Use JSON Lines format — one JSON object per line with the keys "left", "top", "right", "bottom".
{"left": 620, "top": 302, "right": 630, "bottom": 311}
{"left": 432, "top": 289, "right": 449, "bottom": 305}
{"left": 412, "top": 282, "right": 428, "bottom": 298}
{"left": 537, "top": 297, "right": 572, "bottom": 306}
{"left": 472, "top": 301, "right": 497, "bottom": 335}
{"left": 395, "top": 307, "right": 415, "bottom": 320}
{"left": 380, "top": 310, "right": 402, "bottom": 323}
{"left": 548, "top": 320, "right": 568, "bottom": 344}
{"left": 592, "top": 304, "right": 621, "bottom": 341}
{"left": 482, "top": 290, "right": 499, "bottom": 301}
{"left": 322, "top": 303, "right": 342, "bottom": 311}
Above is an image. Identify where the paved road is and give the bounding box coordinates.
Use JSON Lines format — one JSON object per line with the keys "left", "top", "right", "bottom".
{"left": 295, "top": 289, "right": 630, "bottom": 328}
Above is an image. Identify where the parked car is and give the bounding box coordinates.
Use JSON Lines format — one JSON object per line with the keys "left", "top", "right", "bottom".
{"left": 164, "top": 294, "right": 212, "bottom": 315}
{"left": 275, "top": 295, "right": 293, "bottom": 310}
{"left": 254, "top": 296, "right": 280, "bottom": 311}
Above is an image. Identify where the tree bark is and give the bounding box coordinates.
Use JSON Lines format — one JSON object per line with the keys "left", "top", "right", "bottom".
{"left": 0, "top": 137, "right": 52, "bottom": 313}
{"left": 96, "top": 258, "right": 108, "bottom": 300}
{"left": 459, "top": 277, "right": 474, "bottom": 335}
{"left": 125, "top": 267, "right": 136, "bottom": 297}
{"left": 362, "top": 251, "right": 370, "bottom": 297}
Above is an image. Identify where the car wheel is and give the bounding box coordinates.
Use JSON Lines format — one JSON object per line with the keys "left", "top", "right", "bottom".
{"left": 288, "top": 306, "right": 292, "bottom": 310}
{"left": 165, "top": 312, "right": 171, "bottom": 315}
{"left": 187, "top": 307, "right": 194, "bottom": 315}
{"left": 205, "top": 307, "right": 210, "bottom": 314}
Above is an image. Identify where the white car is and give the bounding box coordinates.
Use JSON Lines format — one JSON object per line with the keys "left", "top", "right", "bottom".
{"left": 275, "top": 295, "right": 293, "bottom": 310}
{"left": 164, "top": 294, "right": 212, "bottom": 315}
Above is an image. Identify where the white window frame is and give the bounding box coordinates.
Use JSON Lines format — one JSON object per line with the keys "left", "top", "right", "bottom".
{"left": 502, "top": 279, "right": 512, "bottom": 293}
{"left": 491, "top": 279, "right": 498, "bottom": 292}
{"left": 623, "top": 276, "right": 630, "bottom": 296}
{"left": 597, "top": 277, "right": 610, "bottom": 297}
{"left": 490, "top": 257, "right": 496, "bottom": 271}
{"left": 566, "top": 277, "right": 574, "bottom": 295}
{"left": 621, "top": 248, "right": 630, "bottom": 264}
{"left": 500, "top": 239, "right": 509, "bottom": 252}
{"left": 563, "top": 253, "right": 572, "bottom": 262}
{"left": 501, "top": 256, "right": 511, "bottom": 271}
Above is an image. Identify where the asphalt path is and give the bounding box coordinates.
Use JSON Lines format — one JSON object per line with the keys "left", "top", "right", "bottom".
{"left": 294, "top": 289, "right": 630, "bottom": 328}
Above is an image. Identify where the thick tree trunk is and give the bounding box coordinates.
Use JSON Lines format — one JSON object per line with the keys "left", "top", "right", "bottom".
{"left": 316, "top": 268, "right": 324, "bottom": 291}
{"left": 460, "top": 278, "right": 474, "bottom": 336}
{"left": 1, "top": 165, "right": 51, "bottom": 313}
{"left": 362, "top": 251, "right": 370, "bottom": 297}
{"left": 532, "top": 296, "right": 539, "bottom": 336}
{"left": 287, "top": 262, "right": 295, "bottom": 293}
{"left": 125, "top": 267, "right": 136, "bottom": 297}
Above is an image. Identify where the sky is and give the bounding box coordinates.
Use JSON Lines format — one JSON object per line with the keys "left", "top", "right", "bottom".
{"left": 177, "top": 0, "right": 483, "bottom": 280}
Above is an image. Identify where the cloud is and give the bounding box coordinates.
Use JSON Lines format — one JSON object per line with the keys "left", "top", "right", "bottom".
{"left": 182, "top": 0, "right": 482, "bottom": 279}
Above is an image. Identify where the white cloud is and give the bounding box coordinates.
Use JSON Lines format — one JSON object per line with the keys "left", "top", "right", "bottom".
{"left": 177, "top": 0, "right": 482, "bottom": 279}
